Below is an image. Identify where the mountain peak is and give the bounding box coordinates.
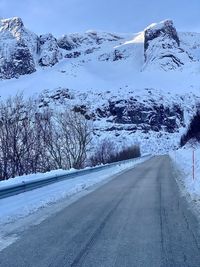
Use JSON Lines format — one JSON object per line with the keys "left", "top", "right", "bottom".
{"left": 145, "top": 19, "right": 174, "bottom": 31}
{"left": 142, "top": 19, "right": 193, "bottom": 71}
{"left": 144, "top": 19, "right": 180, "bottom": 51}
{"left": 0, "top": 17, "right": 24, "bottom": 31}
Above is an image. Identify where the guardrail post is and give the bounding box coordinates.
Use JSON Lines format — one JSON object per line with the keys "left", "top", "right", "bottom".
{"left": 193, "top": 149, "right": 195, "bottom": 180}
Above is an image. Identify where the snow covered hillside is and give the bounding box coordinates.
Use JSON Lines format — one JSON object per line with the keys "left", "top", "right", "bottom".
{"left": 1, "top": 17, "right": 200, "bottom": 153}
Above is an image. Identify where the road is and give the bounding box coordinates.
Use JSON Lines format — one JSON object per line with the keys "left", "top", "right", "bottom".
{"left": 1, "top": 155, "right": 200, "bottom": 267}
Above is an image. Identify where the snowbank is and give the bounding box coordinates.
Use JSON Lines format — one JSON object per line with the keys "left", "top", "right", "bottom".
{"left": 170, "top": 146, "right": 200, "bottom": 201}
{"left": 0, "top": 169, "right": 76, "bottom": 188}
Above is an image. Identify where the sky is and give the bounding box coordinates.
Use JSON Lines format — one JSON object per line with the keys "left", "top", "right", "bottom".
{"left": 0, "top": 0, "right": 200, "bottom": 37}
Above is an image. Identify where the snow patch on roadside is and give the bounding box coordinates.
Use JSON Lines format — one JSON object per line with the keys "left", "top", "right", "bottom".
{"left": 170, "top": 146, "right": 200, "bottom": 214}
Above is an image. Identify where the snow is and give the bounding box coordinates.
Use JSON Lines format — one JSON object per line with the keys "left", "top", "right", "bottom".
{"left": 1, "top": 16, "right": 200, "bottom": 250}
{"left": 179, "top": 31, "right": 200, "bottom": 61}
{"left": 0, "top": 18, "right": 200, "bottom": 156}
{"left": 0, "top": 157, "right": 149, "bottom": 226}
{"left": 0, "top": 61, "right": 197, "bottom": 156}
{"left": 145, "top": 19, "right": 172, "bottom": 32}
{"left": 1, "top": 20, "right": 200, "bottom": 99}
{"left": 0, "top": 169, "right": 75, "bottom": 188}
{"left": 0, "top": 17, "right": 38, "bottom": 61}
{"left": 170, "top": 145, "right": 200, "bottom": 209}
{"left": 1, "top": 52, "right": 200, "bottom": 101}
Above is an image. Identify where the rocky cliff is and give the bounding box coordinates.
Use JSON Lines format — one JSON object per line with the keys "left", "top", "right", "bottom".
{"left": 143, "top": 20, "right": 193, "bottom": 70}
{"left": 37, "top": 87, "right": 199, "bottom": 153}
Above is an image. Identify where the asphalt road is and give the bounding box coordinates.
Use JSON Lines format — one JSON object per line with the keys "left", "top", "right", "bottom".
{"left": 1, "top": 155, "right": 200, "bottom": 267}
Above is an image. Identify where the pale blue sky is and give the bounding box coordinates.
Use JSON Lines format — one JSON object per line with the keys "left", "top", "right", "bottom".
{"left": 0, "top": 0, "right": 200, "bottom": 36}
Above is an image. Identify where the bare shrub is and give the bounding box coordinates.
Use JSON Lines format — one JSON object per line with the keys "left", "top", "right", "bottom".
{"left": 115, "top": 145, "right": 141, "bottom": 162}
{"left": 90, "top": 138, "right": 141, "bottom": 166}
{"left": 90, "top": 138, "right": 116, "bottom": 166}
{"left": 56, "top": 110, "right": 92, "bottom": 169}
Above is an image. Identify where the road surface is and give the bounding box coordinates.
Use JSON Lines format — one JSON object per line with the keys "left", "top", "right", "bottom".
{"left": 1, "top": 155, "right": 200, "bottom": 267}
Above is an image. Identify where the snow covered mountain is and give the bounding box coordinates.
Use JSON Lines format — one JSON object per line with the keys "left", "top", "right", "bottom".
{"left": 143, "top": 20, "right": 194, "bottom": 70}
{"left": 1, "top": 17, "right": 200, "bottom": 153}
{"left": 0, "top": 17, "right": 38, "bottom": 79}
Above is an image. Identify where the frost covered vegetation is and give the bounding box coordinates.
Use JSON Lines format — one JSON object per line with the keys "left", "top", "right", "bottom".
{"left": 0, "top": 94, "right": 141, "bottom": 180}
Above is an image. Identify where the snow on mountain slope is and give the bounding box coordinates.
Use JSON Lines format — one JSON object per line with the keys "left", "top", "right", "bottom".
{"left": 0, "top": 17, "right": 200, "bottom": 153}
{"left": 143, "top": 20, "right": 193, "bottom": 71}
{"left": 179, "top": 31, "right": 200, "bottom": 65}
{"left": 0, "top": 18, "right": 200, "bottom": 97}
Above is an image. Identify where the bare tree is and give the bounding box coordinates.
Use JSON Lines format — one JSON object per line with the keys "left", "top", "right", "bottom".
{"left": 0, "top": 94, "right": 93, "bottom": 180}
{"left": 0, "top": 94, "right": 35, "bottom": 178}
{"left": 34, "top": 107, "right": 92, "bottom": 170}
{"left": 56, "top": 109, "right": 92, "bottom": 169}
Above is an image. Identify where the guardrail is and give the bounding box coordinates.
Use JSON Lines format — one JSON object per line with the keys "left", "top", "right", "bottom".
{"left": 0, "top": 155, "right": 151, "bottom": 199}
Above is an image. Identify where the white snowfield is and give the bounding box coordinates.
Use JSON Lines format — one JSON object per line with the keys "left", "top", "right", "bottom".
{"left": 0, "top": 157, "right": 149, "bottom": 227}
{"left": 170, "top": 146, "right": 200, "bottom": 212}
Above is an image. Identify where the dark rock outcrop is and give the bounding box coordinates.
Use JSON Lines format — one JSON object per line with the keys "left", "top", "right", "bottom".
{"left": 0, "top": 17, "right": 38, "bottom": 79}
{"left": 0, "top": 43, "right": 35, "bottom": 79}
{"left": 65, "top": 51, "right": 81, "bottom": 59}
{"left": 39, "top": 88, "right": 184, "bottom": 135}
{"left": 98, "top": 49, "right": 127, "bottom": 62}
{"left": 58, "top": 32, "right": 122, "bottom": 51}
{"left": 143, "top": 20, "right": 192, "bottom": 70}
{"left": 39, "top": 34, "right": 62, "bottom": 66}
{"left": 144, "top": 20, "right": 180, "bottom": 52}
{"left": 180, "top": 111, "right": 200, "bottom": 146}
{"left": 57, "top": 35, "right": 80, "bottom": 51}
{"left": 95, "top": 98, "right": 184, "bottom": 133}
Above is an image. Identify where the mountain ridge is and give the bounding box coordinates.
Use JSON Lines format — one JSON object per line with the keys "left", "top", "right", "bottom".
{"left": 0, "top": 17, "right": 200, "bottom": 81}
{"left": 0, "top": 17, "right": 200, "bottom": 154}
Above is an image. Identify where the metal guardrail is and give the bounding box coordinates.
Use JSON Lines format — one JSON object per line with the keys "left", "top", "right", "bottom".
{"left": 0, "top": 155, "right": 151, "bottom": 199}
